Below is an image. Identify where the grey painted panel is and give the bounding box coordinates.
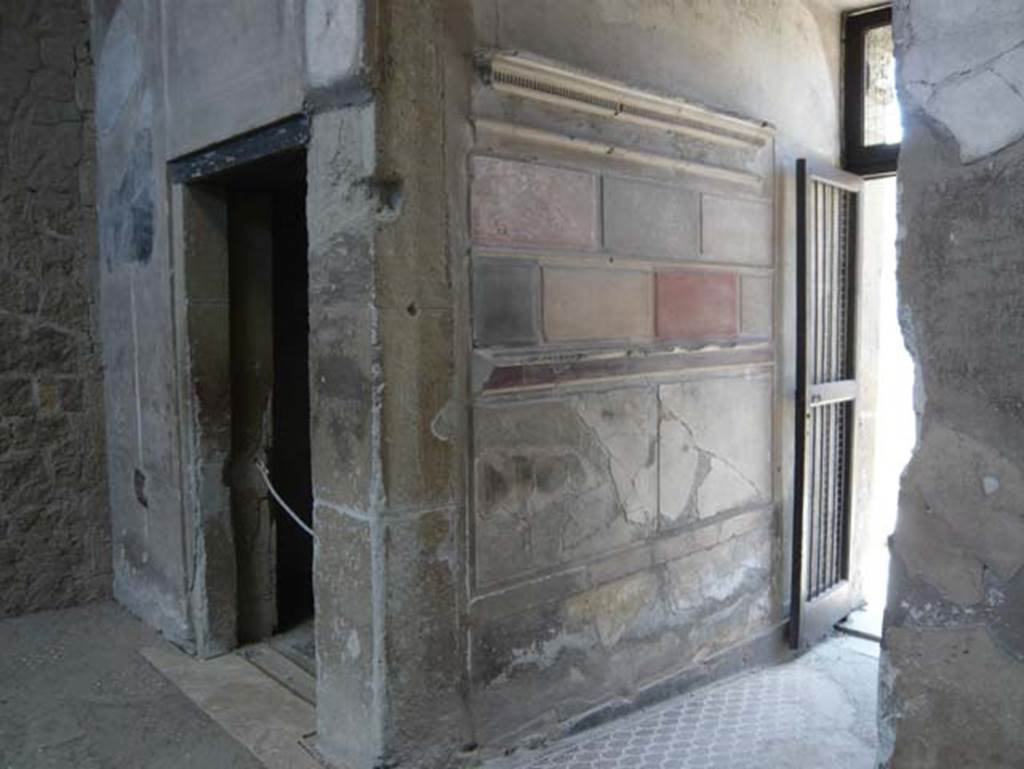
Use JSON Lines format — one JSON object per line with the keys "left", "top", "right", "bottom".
{"left": 702, "top": 195, "right": 772, "bottom": 265}
{"left": 604, "top": 176, "right": 700, "bottom": 260}
{"left": 473, "top": 258, "right": 540, "bottom": 346}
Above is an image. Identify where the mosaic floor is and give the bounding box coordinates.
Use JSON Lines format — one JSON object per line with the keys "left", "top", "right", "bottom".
{"left": 508, "top": 635, "right": 880, "bottom": 769}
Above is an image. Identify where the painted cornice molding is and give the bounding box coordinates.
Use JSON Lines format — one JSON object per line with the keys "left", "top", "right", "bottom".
{"left": 478, "top": 51, "right": 776, "bottom": 150}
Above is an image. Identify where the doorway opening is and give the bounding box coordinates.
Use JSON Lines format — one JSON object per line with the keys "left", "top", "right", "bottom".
{"left": 792, "top": 4, "right": 911, "bottom": 649}
{"left": 790, "top": 168, "right": 912, "bottom": 647}
{"left": 843, "top": 174, "right": 913, "bottom": 640}
{"left": 176, "top": 131, "right": 315, "bottom": 669}
{"left": 222, "top": 150, "right": 314, "bottom": 655}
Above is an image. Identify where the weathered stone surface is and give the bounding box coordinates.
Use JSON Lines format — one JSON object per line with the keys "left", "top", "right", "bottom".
{"left": 0, "top": 0, "right": 110, "bottom": 618}
{"left": 899, "top": 0, "right": 1024, "bottom": 163}
{"left": 658, "top": 374, "right": 772, "bottom": 527}
{"left": 897, "top": 424, "right": 1024, "bottom": 605}
{"left": 655, "top": 270, "right": 738, "bottom": 340}
{"left": 305, "top": 105, "right": 381, "bottom": 768}
{"left": 471, "top": 156, "right": 599, "bottom": 250}
{"left": 701, "top": 195, "right": 772, "bottom": 265}
{"left": 474, "top": 388, "right": 658, "bottom": 587}
{"left": 661, "top": 526, "right": 772, "bottom": 640}
{"left": 603, "top": 176, "right": 700, "bottom": 259}
{"left": 925, "top": 69, "right": 1024, "bottom": 164}
{"left": 740, "top": 274, "right": 773, "bottom": 338}
{"left": 882, "top": 4, "right": 1024, "bottom": 764}
{"left": 313, "top": 509, "right": 376, "bottom": 768}
{"left": 307, "top": 107, "right": 376, "bottom": 512}
{"left": 470, "top": 518, "right": 774, "bottom": 745}
{"left": 543, "top": 267, "right": 653, "bottom": 341}
{"left": 473, "top": 258, "right": 540, "bottom": 346}
{"left": 880, "top": 626, "right": 1024, "bottom": 767}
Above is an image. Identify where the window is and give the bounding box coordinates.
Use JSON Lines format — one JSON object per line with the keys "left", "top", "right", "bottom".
{"left": 844, "top": 6, "right": 900, "bottom": 175}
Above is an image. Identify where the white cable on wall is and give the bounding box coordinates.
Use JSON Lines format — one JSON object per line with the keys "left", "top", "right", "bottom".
{"left": 254, "top": 459, "right": 318, "bottom": 543}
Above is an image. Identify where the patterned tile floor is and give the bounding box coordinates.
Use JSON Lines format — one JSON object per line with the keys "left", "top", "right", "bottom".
{"left": 503, "top": 636, "right": 879, "bottom": 769}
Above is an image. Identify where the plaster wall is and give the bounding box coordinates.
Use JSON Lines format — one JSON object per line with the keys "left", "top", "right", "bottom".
{"left": 0, "top": 0, "right": 111, "bottom": 616}
{"left": 89, "top": 0, "right": 365, "bottom": 644}
{"left": 881, "top": 2, "right": 1024, "bottom": 765}
{"left": 459, "top": 0, "right": 851, "bottom": 754}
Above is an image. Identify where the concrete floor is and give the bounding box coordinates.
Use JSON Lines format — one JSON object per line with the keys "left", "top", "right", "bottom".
{"left": 0, "top": 602, "right": 263, "bottom": 769}
{"left": 1, "top": 603, "right": 879, "bottom": 769}
{"left": 500, "top": 635, "right": 880, "bottom": 769}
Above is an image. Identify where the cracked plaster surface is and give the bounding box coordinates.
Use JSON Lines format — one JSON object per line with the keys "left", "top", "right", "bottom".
{"left": 658, "top": 374, "right": 772, "bottom": 526}
{"left": 899, "top": 0, "right": 1024, "bottom": 162}
{"left": 473, "top": 389, "right": 657, "bottom": 587}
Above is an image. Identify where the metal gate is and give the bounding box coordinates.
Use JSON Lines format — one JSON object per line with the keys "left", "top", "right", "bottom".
{"left": 790, "top": 159, "right": 863, "bottom": 649}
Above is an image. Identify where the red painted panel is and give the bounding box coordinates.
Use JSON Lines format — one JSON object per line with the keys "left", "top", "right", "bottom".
{"left": 656, "top": 271, "right": 739, "bottom": 340}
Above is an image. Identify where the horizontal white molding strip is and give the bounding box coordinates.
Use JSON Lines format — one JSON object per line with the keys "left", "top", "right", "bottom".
{"left": 474, "top": 118, "right": 763, "bottom": 190}
{"left": 483, "top": 51, "right": 774, "bottom": 149}
{"left": 472, "top": 247, "right": 775, "bottom": 276}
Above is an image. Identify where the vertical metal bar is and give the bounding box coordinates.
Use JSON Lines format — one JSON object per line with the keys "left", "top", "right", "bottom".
{"left": 791, "top": 159, "right": 811, "bottom": 647}
{"left": 831, "top": 191, "right": 846, "bottom": 586}
{"left": 811, "top": 182, "right": 819, "bottom": 602}
{"left": 841, "top": 191, "right": 860, "bottom": 579}
{"left": 821, "top": 185, "right": 834, "bottom": 590}
{"left": 827, "top": 188, "right": 835, "bottom": 589}
{"left": 813, "top": 182, "right": 826, "bottom": 595}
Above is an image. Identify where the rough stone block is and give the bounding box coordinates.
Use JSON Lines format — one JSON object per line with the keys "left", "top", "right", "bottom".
{"left": 471, "top": 156, "right": 599, "bottom": 250}
{"left": 314, "top": 509, "right": 376, "bottom": 766}
{"left": 543, "top": 267, "right": 653, "bottom": 341}
{"left": 473, "top": 259, "right": 539, "bottom": 346}
{"left": 658, "top": 373, "right": 772, "bottom": 526}
{"left": 655, "top": 270, "right": 738, "bottom": 340}
{"left": 603, "top": 176, "right": 700, "bottom": 259}
{"left": 473, "top": 387, "right": 657, "bottom": 587}
{"left": 740, "top": 274, "right": 773, "bottom": 338}
{"left": 379, "top": 307, "right": 455, "bottom": 509}
{"left": 702, "top": 195, "right": 772, "bottom": 265}
{"left": 0, "top": 379, "right": 34, "bottom": 417}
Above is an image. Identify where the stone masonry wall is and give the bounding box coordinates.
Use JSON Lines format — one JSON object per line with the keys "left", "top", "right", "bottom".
{"left": 0, "top": 0, "right": 110, "bottom": 616}
{"left": 881, "top": 2, "right": 1024, "bottom": 766}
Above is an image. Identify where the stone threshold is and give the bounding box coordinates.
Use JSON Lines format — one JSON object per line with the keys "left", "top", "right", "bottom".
{"left": 141, "top": 640, "right": 323, "bottom": 768}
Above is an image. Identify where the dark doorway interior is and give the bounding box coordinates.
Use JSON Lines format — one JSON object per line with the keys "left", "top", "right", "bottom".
{"left": 218, "top": 149, "right": 313, "bottom": 645}
{"left": 267, "top": 171, "right": 313, "bottom": 632}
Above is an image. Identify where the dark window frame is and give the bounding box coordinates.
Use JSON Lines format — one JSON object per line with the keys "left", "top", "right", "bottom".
{"left": 843, "top": 5, "right": 899, "bottom": 176}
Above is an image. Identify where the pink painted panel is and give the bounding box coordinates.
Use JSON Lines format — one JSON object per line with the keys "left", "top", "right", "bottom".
{"left": 471, "top": 156, "right": 599, "bottom": 249}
